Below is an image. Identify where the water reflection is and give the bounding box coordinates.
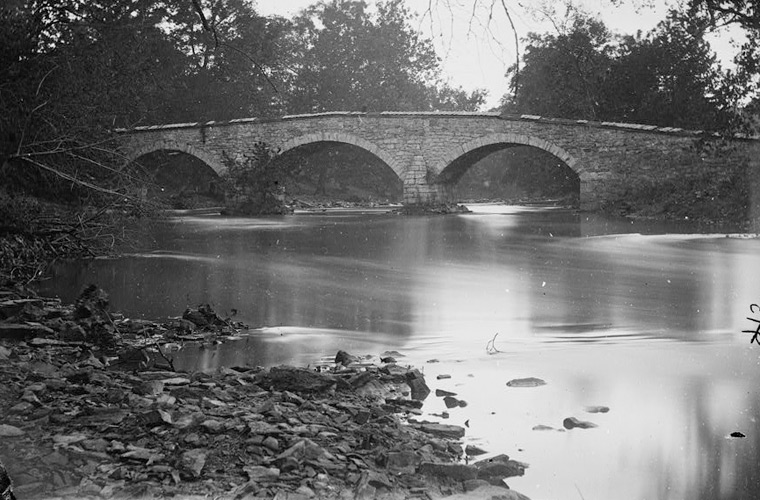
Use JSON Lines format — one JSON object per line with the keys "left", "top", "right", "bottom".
{"left": 37, "top": 205, "right": 760, "bottom": 500}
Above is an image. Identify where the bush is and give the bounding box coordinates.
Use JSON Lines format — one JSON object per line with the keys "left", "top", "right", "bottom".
{"left": 220, "top": 142, "right": 292, "bottom": 215}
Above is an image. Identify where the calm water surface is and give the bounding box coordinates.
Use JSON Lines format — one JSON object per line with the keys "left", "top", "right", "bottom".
{"left": 39, "top": 205, "right": 760, "bottom": 500}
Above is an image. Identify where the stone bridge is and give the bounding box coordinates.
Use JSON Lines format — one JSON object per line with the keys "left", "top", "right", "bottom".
{"left": 118, "top": 111, "right": 760, "bottom": 210}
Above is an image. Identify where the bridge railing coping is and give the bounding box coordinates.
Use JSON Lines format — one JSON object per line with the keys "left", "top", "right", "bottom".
{"left": 115, "top": 111, "right": 758, "bottom": 140}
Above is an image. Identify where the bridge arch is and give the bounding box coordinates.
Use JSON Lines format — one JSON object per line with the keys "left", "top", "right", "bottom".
{"left": 436, "top": 132, "right": 582, "bottom": 177}
{"left": 124, "top": 140, "right": 226, "bottom": 175}
{"left": 279, "top": 132, "right": 404, "bottom": 180}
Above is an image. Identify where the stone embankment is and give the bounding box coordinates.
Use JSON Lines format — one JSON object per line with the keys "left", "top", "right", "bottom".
{"left": 0, "top": 284, "right": 530, "bottom": 500}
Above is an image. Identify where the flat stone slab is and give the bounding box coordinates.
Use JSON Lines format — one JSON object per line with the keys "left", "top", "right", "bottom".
{"left": 0, "top": 323, "right": 55, "bottom": 339}
{"left": 419, "top": 462, "right": 477, "bottom": 481}
{"left": 411, "top": 423, "right": 465, "bottom": 439}
{"left": 0, "top": 424, "right": 26, "bottom": 437}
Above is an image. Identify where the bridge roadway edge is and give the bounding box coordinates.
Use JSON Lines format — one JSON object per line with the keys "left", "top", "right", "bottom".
{"left": 116, "top": 112, "right": 760, "bottom": 211}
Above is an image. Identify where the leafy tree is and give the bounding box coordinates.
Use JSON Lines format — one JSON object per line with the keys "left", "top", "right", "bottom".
{"left": 601, "top": 10, "right": 730, "bottom": 130}
{"left": 502, "top": 12, "right": 614, "bottom": 120}
{"left": 164, "top": 0, "right": 290, "bottom": 120}
{"left": 502, "top": 8, "right": 733, "bottom": 131}
{"left": 283, "top": 0, "right": 483, "bottom": 113}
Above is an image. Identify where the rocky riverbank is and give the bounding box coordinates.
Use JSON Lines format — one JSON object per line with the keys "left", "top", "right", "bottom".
{"left": 0, "top": 284, "right": 530, "bottom": 500}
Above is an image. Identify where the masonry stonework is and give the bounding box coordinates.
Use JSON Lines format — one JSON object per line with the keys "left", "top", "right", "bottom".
{"left": 119, "top": 112, "right": 759, "bottom": 210}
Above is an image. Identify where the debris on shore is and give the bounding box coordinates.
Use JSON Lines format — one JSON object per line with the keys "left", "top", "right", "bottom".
{"left": 0, "top": 284, "right": 529, "bottom": 499}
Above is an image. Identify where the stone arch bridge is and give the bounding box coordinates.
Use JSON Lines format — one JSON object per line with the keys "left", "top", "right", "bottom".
{"left": 119, "top": 111, "right": 760, "bottom": 210}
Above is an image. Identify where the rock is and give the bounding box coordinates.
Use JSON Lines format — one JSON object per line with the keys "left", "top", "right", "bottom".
{"left": 465, "top": 444, "right": 488, "bottom": 456}
{"left": 353, "top": 410, "right": 371, "bottom": 424}
{"left": 276, "top": 456, "right": 300, "bottom": 473}
{"left": 0, "top": 345, "right": 10, "bottom": 359}
{"left": 52, "top": 433, "right": 87, "bottom": 446}
{"left": 435, "top": 388, "right": 457, "bottom": 397}
{"left": 0, "top": 298, "right": 43, "bottom": 319}
{"left": 405, "top": 369, "right": 430, "bottom": 400}
{"left": 563, "top": 417, "right": 597, "bottom": 430}
{"left": 443, "top": 485, "right": 532, "bottom": 500}
{"left": 386, "top": 451, "right": 420, "bottom": 469}
{"left": 532, "top": 424, "right": 557, "bottom": 431}
{"left": 335, "top": 350, "right": 357, "bottom": 366}
{"left": 277, "top": 439, "right": 334, "bottom": 462}
{"left": 419, "top": 462, "right": 477, "bottom": 481}
{"left": 9, "top": 402, "right": 35, "bottom": 414}
{"left": 506, "top": 377, "right": 546, "bottom": 387}
{"left": 381, "top": 350, "right": 405, "bottom": 358}
{"left": 0, "top": 323, "right": 55, "bottom": 339}
{"left": 385, "top": 397, "right": 423, "bottom": 410}
{"left": 412, "top": 423, "right": 466, "bottom": 439}
{"left": 365, "top": 470, "right": 392, "bottom": 489}
{"left": 353, "top": 378, "right": 390, "bottom": 400}
{"left": 116, "top": 348, "right": 151, "bottom": 371}
{"left": 436, "top": 374, "right": 451, "bottom": 380}
{"left": 20, "top": 391, "right": 41, "bottom": 405}
{"left": 294, "top": 485, "right": 316, "bottom": 498}
{"left": 475, "top": 460, "right": 526, "bottom": 480}
{"left": 263, "top": 436, "right": 280, "bottom": 451}
{"left": 200, "top": 419, "right": 224, "bottom": 433}
{"left": 180, "top": 449, "right": 207, "bottom": 478}
{"left": 73, "top": 285, "right": 109, "bottom": 319}
{"left": 585, "top": 405, "right": 610, "bottom": 413}
{"left": 244, "top": 466, "right": 280, "bottom": 482}
{"left": 182, "top": 304, "right": 226, "bottom": 327}
{"left": 156, "top": 394, "right": 176, "bottom": 406}
{"left": 121, "top": 447, "right": 163, "bottom": 463}
{"left": 463, "top": 479, "right": 492, "bottom": 492}
{"left": 261, "top": 366, "right": 344, "bottom": 393}
{"left": 80, "top": 438, "right": 109, "bottom": 453}
{"left": 161, "top": 377, "right": 191, "bottom": 386}
{"left": 141, "top": 409, "right": 173, "bottom": 426}
{"left": 380, "top": 356, "right": 396, "bottom": 363}
{"left": 0, "top": 425, "right": 25, "bottom": 437}
{"left": 133, "top": 380, "right": 165, "bottom": 396}
{"left": 443, "top": 396, "right": 467, "bottom": 409}
{"left": 730, "top": 431, "right": 746, "bottom": 438}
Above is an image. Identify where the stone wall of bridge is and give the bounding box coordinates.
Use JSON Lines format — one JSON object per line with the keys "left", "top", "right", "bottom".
{"left": 118, "top": 112, "right": 759, "bottom": 211}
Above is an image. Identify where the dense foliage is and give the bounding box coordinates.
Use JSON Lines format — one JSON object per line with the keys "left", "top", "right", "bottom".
{"left": 502, "top": 6, "right": 756, "bottom": 132}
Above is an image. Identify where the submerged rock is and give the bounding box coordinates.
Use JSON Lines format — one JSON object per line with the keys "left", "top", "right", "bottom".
{"left": 584, "top": 405, "right": 610, "bottom": 413}
{"left": 506, "top": 377, "right": 546, "bottom": 387}
{"left": 563, "top": 417, "right": 598, "bottom": 429}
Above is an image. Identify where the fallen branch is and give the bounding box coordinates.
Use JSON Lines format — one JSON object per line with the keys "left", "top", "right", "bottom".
{"left": 486, "top": 332, "right": 503, "bottom": 354}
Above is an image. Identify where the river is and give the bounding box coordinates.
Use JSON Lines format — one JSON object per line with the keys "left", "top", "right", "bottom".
{"left": 38, "top": 204, "right": 760, "bottom": 500}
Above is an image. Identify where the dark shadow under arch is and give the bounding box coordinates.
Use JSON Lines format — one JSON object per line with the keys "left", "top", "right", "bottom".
{"left": 273, "top": 141, "right": 403, "bottom": 203}
{"left": 128, "top": 149, "right": 223, "bottom": 207}
{"left": 441, "top": 143, "right": 580, "bottom": 206}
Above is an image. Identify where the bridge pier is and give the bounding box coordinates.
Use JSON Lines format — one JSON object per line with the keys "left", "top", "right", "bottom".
{"left": 403, "top": 155, "right": 438, "bottom": 205}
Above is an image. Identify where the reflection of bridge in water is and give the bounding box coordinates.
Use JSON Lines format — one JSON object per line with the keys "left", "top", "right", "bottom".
{"left": 119, "top": 111, "right": 760, "bottom": 210}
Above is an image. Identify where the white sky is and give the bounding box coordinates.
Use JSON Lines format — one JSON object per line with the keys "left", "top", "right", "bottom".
{"left": 256, "top": 0, "right": 743, "bottom": 110}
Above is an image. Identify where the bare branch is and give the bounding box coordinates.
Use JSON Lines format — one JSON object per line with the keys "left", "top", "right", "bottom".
{"left": 500, "top": 0, "right": 520, "bottom": 102}
{"left": 190, "top": 0, "right": 278, "bottom": 93}
{"left": 19, "top": 156, "right": 137, "bottom": 201}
